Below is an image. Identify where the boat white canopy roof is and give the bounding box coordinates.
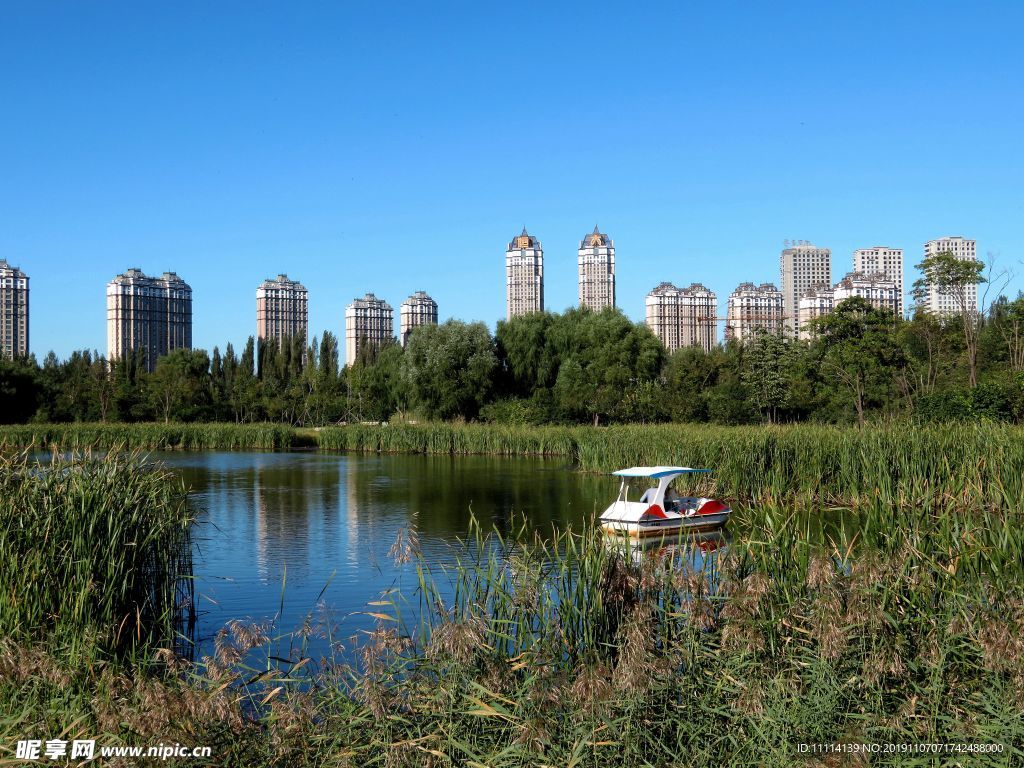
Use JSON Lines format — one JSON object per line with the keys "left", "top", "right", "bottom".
{"left": 612, "top": 466, "right": 711, "bottom": 478}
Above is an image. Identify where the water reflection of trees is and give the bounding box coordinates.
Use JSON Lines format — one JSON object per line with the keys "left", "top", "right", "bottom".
{"left": 342, "top": 454, "right": 613, "bottom": 540}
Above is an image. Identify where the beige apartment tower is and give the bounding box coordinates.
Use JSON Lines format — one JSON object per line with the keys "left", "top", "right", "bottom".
{"left": 796, "top": 271, "right": 899, "bottom": 340}
{"left": 106, "top": 268, "right": 192, "bottom": 372}
{"left": 505, "top": 228, "right": 544, "bottom": 319}
{"left": 780, "top": 241, "right": 831, "bottom": 337}
{"left": 832, "top": 271, "right": 900, "bottom": 316}
{"left": 400, "top": 291, "right": 438, "bottom": 346}
{"left": 725, "top": 282, "right": 784, "bottom": 342}
{"left": 645, "top": 282, "right": 717, "bottom": 353}
{"left": 577, "top": 226, "right": 615, "bottom": 311}
{"left": 854, "top": 246, "right": 904, "bottom": 316}
{"left": 256, "top": 274, "right": 308, "bottom": 344}
{"left": 797, "top": 284, "right": 835, "bottom": 340}
{"left": 0, "top": 259, "right": 29, "bottom": 359}
{"left": 345, "top": 293, "right": 393, "bottom": 366}
{"left": 921, "top": 236, "right": 978, "bottom": 316}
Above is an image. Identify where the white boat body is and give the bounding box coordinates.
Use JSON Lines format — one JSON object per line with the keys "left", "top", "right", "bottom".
{"left": 599, "top": 466, "right": 731, "bottom": 538}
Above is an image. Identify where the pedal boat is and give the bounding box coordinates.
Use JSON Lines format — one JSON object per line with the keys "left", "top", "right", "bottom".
{"left": 599, "top": 466, "right": 731, "bottom": 538}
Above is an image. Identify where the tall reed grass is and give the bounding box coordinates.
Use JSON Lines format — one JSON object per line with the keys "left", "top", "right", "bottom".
{"left": 0, "top": 422, "right": 295, "bottom": 451}
{"left": 321, "top": 421, "right": 1024, "bottom": 508}
{"left": 0, "top": 482, "right": 1021, "bottom": 764}
{"left": 6, "top": 421, "right": 1024, "bottom": 508}
{"left": 0, "top": 449, "right": 194, "bottom": 659}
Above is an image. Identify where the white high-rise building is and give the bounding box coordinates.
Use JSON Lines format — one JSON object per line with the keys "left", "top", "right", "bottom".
{"left": 797, "top": 284, "right": 835, "bottom": 340}
{"left": 400, "top": 291, "right": 438, "bottom": 346}
{"left": 832, "top": 271, "right": 900, "bottom": 316}
{"left": 725, "top": 282, "right": 784, "bottom": 342}
{"left": 0, "top": 259, "right": 29, "bottom": 359}
{"left": 345, "top": 293, "right": 394, "bottom": 365}
{"left": 780, "top": 241, "right": 831, "bottom": 337}
{"left": 854, "top": 246, "right": 904, "bottom": 316}
{"left": 577, "top": 226, "right": 615, "bottom": 311}
{"left": 106, "top": 268, "right": 192, "bottom": 372}
{"left": 505, "top": 228, "right": 544, "bottom": 319}
{"left": 921, "top": 236, "right": 979, "bottom": 316}
{"left": 645, "top": 282, "right": 717, "bottom": 353}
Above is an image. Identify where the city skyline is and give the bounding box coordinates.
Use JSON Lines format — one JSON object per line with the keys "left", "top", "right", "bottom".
{"left": 2, "top": 4, "right": 1023, "bottom": 358}
{"left": 0, "top": 228, "right": 1012, "bottom": 361}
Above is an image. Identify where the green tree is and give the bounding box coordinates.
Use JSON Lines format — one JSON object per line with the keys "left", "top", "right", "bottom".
{"left": 662, "top": 346, "right": 717, "bottom": 422}
{"left": 988, "top": 294, "right": 1024, "bottom": 372}
{"left": 147, "top": 349, "right": 211, "bottom": 422}
{"left": 740, "top": 331, "right": 797, "bottom": 423}
{"left": 347, "top": 341, "right": 405, "bottom": 421}
{"left": 497, "top": 308, "right": 664, "bottom": 425}
{"left": 402, "top": 320, "right": 497, "bottom": 420}
{"left": 811, "top": 297, "right": 905, "bottom": 426}
{"left": 912, "top": 251, "right": 986, "bottom": 387}
{"left": 0, "top": 356, "right": 40, "bottom": 424}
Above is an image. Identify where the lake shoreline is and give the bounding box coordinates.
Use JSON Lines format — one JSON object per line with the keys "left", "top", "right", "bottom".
{"left": 4, "top": 420, "right": 1023, "bottom": 507}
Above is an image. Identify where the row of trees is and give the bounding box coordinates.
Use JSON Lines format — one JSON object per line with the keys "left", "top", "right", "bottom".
{"left": 2, "top": 252, "right": 1021, "bottom": 426}
{"left": 2, "top": 293, "right": 1023, "bottom": 426}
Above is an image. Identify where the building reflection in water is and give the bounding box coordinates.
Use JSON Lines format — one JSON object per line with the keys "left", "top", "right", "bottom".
{"left": 252, "top": 456, "right": 343, "bottom": 581}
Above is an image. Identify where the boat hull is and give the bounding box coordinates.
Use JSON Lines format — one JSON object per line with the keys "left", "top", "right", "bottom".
{"left": 601, "top": 509, "right": 731, "bottom": 538}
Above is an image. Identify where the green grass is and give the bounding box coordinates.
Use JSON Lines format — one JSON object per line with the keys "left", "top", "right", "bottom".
{"left": 0, "top": 449, "right": 194, "bottom": 660}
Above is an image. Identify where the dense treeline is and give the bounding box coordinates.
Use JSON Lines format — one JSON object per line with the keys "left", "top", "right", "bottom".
{"left": 2, "top": 294, "right": 1023, "bottom": 426}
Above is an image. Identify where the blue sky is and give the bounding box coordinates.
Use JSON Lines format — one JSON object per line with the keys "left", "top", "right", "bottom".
{"left": 2, "top": 1, "right": 1022, "bottom": 361}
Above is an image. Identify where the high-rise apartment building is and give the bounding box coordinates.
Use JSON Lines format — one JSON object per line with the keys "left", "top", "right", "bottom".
{"left": 780, "top": 241, "right": 831, "bottom": 337}
{"left": 921, "top": 236, "right": 978, "bottom": 316}
{"left": 0, "top": 259, "right": 29, "bottom": 359}
{"left": 345, "top": 293, "right": 394, "bottom": 365}
{"left": 853, "top": 246, "right": 904, "bottom": 316}
{"left": 577, "top": 226, "right": 615, "bottom": 311}
{"left": 106, "top": 268, "right": 192, "bottom": 372}
{"left": 400, "top": 291, "right": 438, "bottom": 346}
{"left": 256, "top": 274, "right": 308, "bottom": 344}
{"left": 505, "top": 228, "right": 544, "bottom": 319}
{"left": 796, "top": 271, "right": 900, "bottom": 340}
{"left": 645, "top": 282, "right": 717, "bottom": 353}
{"left": 832, "top": 271, "right": 900, "bottom": 316}
{"left": 797, "top": 284, "right": 835, "bottom": 340}
{"left": 725, "top": 282, "right": 784, "bottom": 342}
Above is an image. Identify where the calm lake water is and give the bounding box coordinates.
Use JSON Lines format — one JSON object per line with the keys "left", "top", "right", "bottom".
{"left": 157, "top": 451, "right": 647, "bottom": 661}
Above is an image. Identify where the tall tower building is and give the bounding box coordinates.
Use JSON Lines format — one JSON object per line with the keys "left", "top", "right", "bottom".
{"left": 505, "top": 228, "right": 544, "bottom": 319}
{"left": 577, "top": 226, "right": 615, "bottom": 311}
{"left": 645, "top": 282, "right": 717, "bottom": 353}
{"left": 725, "top": 282, "right": 784, "bottom": 342}
{"left": 345, "top": 293, "right": 394, "bottom": 365}
{"left": 780, "top": 241, "right": 831, "bottom": 337}
{"left": 106, "top": 268, "right": 192, "bottom": 372}
{"left": 256, "top": 274, "right": 308, "bottom": 344}
{"left": 400, "top": 291, "right": 438, "bottom": 346}
{"left": 0, "top": 259, "right": 29, "bottom": 359}
{"left": 854, "top": 247, "right": 904, "bottom": 316}
{"left": 921, "top": 236, "right": 978, "bottom": 316}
